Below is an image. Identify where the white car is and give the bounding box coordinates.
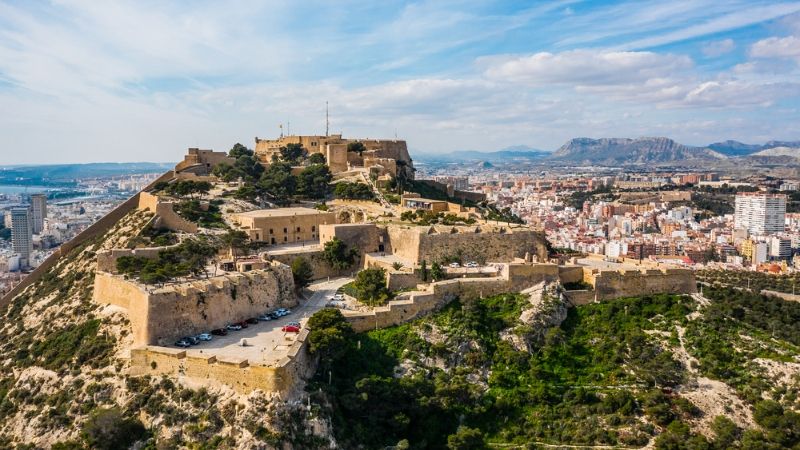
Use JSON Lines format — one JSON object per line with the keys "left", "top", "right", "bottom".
{"left": 448, "top": 262, "right": 461, "bottom": 268}
{"left": 465, "top": 261, "right": 479, "bottom": 268}
{"left": 197, "top": 333, "right": 212, "bottom": 341}
{"left": 333, "top": 293, "right": 345, "bottom": 301}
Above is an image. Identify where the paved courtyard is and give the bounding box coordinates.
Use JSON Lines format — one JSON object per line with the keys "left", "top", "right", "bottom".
{"left": 180, "top": 277, "right": 352, "bottom": 366}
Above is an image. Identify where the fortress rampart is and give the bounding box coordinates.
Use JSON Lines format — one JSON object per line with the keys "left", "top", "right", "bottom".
{"left": 137, "top": 192, "right": 198, "bottom": 233}
{"left": 587, "top": 267, "right": 697, "bottom": 301}
{"left": 93, "top": 262, "right": 296, "bottom": 345}
{"left": 130, "top": 328, "right": 314, "bottom": 396}
{"left": 386, "top": 226, "right": 547, "bottom": 265}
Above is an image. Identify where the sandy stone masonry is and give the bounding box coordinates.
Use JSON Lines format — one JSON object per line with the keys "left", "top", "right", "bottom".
{"left": 93, "top": 261, "right": 296, "bottom": 346}
{"left": 130, "top": 327, "right": 315, "bottom": 396}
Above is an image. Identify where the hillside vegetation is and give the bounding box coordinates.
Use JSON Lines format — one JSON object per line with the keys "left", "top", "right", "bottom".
{"left": 0, "top": 210, "right": 319, "bottom": 449}
{"left": 309, "top": 288, "right": 800, "bottom": 449}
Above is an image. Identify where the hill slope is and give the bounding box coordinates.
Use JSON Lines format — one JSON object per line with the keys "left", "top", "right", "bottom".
{"left": 309, "top": 286, "right": 800, "bottom": 448}
{"left": 0, "top": 209, "right": 321, "bottom": 448}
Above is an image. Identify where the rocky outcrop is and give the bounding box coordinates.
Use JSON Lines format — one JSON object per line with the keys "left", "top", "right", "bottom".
{"left": 500, "top": 281, "right": 569, "bottom": 352}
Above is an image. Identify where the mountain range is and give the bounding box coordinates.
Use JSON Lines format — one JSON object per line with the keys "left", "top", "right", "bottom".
{"left": 415, "top": 138, "right": 800, "bottom": 166}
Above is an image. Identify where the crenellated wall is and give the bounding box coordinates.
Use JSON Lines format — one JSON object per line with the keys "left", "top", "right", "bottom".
{"left": 93, "top": 262, "right": 296, "bottom": 345}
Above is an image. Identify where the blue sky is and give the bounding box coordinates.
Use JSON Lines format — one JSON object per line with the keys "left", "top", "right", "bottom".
{"left": 0, "top": 0, "right": 799, "bottom": 164}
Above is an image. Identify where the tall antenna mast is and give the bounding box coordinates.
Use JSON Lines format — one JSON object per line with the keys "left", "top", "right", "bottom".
{"left": 325, "top": 101, "right": 329, "bottom": 137}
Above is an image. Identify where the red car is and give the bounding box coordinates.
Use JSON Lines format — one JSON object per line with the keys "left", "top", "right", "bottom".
{"left": 281, "top": 325, "right": 300, "bottom": 333}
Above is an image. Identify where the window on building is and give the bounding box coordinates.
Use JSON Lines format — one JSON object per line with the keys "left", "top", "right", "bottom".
{"left": 311, "top": 226, "right": 316, "bottom": 232}
{"left": 283, "top": 236, "right": 287, "bottom": 242}
{"left": 269, "top": 228, "right": 273, "bottom": 234}
{"left": 283, "top": 227, "right": 288, "bottom": 233}
{"left": 296, "top": 226, "right": 301, "bottom": 232}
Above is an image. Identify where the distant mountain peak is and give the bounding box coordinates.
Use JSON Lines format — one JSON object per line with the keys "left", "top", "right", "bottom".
{"left": 551, "top": 136, "right": 723, "bottom": 165}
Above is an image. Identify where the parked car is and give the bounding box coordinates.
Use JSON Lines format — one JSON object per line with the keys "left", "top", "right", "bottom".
{"left": 184, "top": 336, "right": 200, "bottom": 345}
{"left": 465, "top": 261, "right": 479, "bottom": 268}
{"left": 449, "top": 262, "right": 461, "bottom": 268}
{"left": 276, "top": 308, "right": 289, "bottom": 316}
{"left": 246, "top": 317, "right": 259, "bottom": 324}
{"left": 257, "top": 314, "right": 272, "bottom": 321}
{"left": 237, "top": 321, "right": 249, "bottom": 329}
{"left": 333, "top": 293, "right": 345, "bottom": 301}
{"left": 211, "top": 328, "right": 228, "bottom": 336}
{"left": 269, "top": 312, "right": 281, "bottom": 319}
{"left": 287, "top": 321, "right": 301, "bottom": 327}
{"left": 226, "top": 324, "right": 242, "bottom": 331}
{"left": 175, "top": 339, "right": 191, "bottom": 348}
{"left": 281, "top": 325, "right": 300, "bottom": 333}
{"left": 197, "top": 333, "right": 212, "bottom": 341}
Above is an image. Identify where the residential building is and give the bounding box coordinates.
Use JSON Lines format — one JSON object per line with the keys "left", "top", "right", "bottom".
{"left": 30, "top": 194, "right": 46, "bottom": 234}
{"left": 11, "top": 207, "right": 32, "bottom": 269}
{"left": 734, "top": 193, "right": 786, "bottom": 235}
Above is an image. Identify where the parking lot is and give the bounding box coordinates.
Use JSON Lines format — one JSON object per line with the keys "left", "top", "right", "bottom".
{"left": 179, "top": 277, "right": 352, "bottom": 366}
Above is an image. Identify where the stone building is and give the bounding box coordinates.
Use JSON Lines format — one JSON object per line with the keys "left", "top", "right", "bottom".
{"left": 231, "top": 207, "right": 337, "bottom": 245}
{"left": 175, "top": 148, "right": 235, "bottom": 175}
{"left": 254, "top": 134, "right": 414, "bottom": 178}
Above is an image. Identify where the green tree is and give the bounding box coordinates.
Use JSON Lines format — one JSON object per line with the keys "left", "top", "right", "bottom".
{"left": 228, "top": 143, "right": 253, "bottom": 158}
{"left": 258, "top": 161, "right": 297, "bottom": 203}
{"left": 347, "top": 142, "right": 366, "bottom": 155}
{"left": 352, "top": 268, "right": 391, "bottom": 306}
{"left": 166, "top": 180, "right": 211, "bottom": 199}
{"left": 280, "top": 143, "right": 306, "bottom": 163}
{"left": 447, "top": 426, "right": 486, "bottom": 450}
{"left": 308, "top": 152, "right": 326, "bottom": 164}
{"left": 307, "top": 308, "right": 354, "bottom": 370}
{"left": 322, "top": 237, "right": 357, "bottom": 269}
{"left": 81, "top": 408, "right": 147, "bottom": 450}
{"left": 430, "top": 262, "right": 444, "bottom": 281}
{"left": 297, "top": 164, "right": 333, "bottom": 199}
{"left": 291, "top": 257, "right": 313, "bottom": 289}
{"left": 221, "top": 229, "right": 249, "bottom": 262}
{"left": 711, "top": 415, "right": 741, "bottom": 448}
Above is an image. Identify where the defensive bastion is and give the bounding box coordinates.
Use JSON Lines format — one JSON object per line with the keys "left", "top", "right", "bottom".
{"left": 93, "top": 261, "right": 296, "bottom": 346}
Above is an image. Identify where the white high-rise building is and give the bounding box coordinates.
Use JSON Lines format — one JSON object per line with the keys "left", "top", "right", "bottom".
{"left": 734, "top": 193, "right": 786, "bottom": 235}
{"left": 11, "top": 207, "right": 32, "bottom": 269}
{"left": 30, "top": 193, "right": 47, "bottom": 234}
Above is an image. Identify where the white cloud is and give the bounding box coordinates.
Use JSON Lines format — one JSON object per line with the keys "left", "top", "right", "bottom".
{"left": 702, "top": 38, "right": 736, "bottom": 57}
{"left": 750, "top": 35, "right": 800, "bottom": 60}
{"left": 482, "top": 50, "right": 692, "bottom": 86}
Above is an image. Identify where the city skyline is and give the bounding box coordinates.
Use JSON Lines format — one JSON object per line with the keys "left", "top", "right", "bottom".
{"left": 1, "top": 1, "right": 800, "bottom": 164}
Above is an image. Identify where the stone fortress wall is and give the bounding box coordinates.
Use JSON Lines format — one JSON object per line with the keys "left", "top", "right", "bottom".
{"left": 386, "top": 225, "right": 548, "bottom": 265}
{"left": 93, "top": 262, "right": 296, "bottom": 346}
{"left": 137, "top": 192, "right": 198, "bottom": 233}
{"left": 587, "top": 267, "right": 697, "bottom": 301}
{"left": 129, "top": 327, "right": 315, "bottom": 396}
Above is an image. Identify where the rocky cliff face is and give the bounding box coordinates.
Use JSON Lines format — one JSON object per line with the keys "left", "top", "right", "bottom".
{"left": 551, "top": 137, "right": 725, "bottom": 165}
